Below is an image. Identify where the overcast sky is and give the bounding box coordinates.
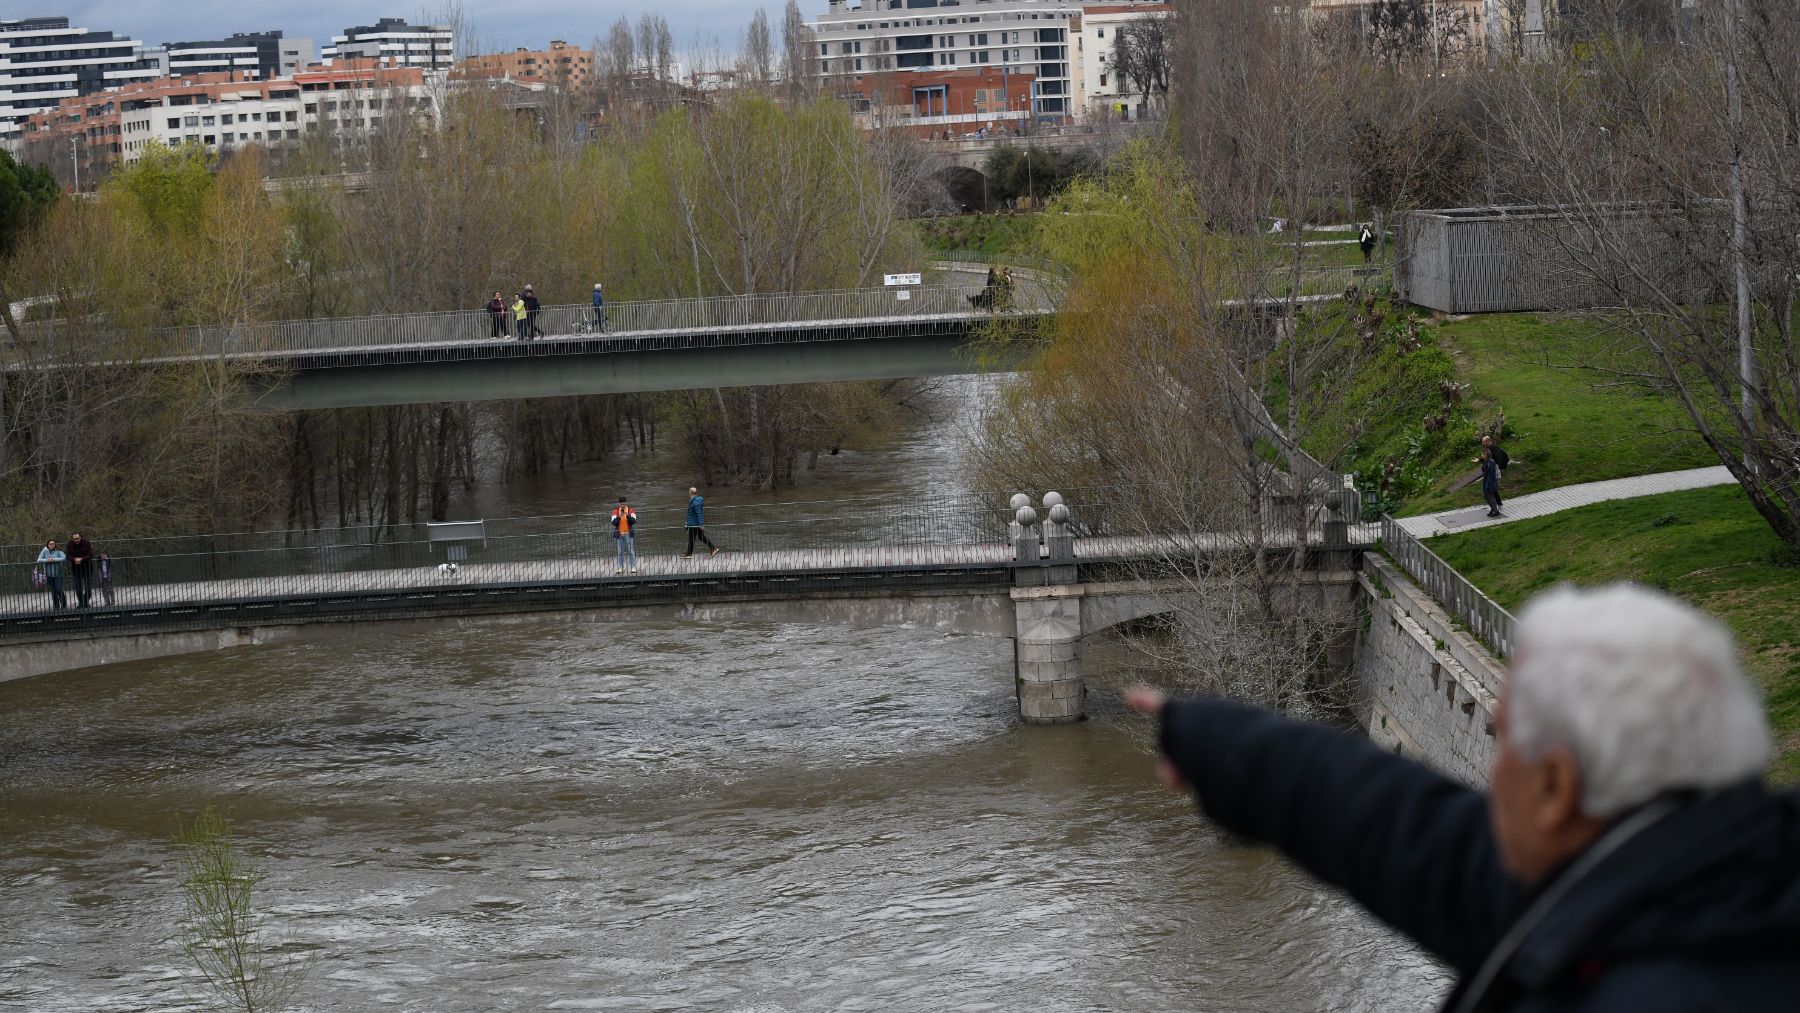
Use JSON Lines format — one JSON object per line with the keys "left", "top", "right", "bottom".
{"left": 50, "top": 1, "right": 799, "bottom": 60}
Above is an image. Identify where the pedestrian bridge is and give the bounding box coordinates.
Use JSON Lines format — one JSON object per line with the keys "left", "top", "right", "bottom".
{"left": 8, "top": 274, "right": 1058, "bottom": 410}
{"left": 0, "top": 490, "right": 1369, "bottom": 722}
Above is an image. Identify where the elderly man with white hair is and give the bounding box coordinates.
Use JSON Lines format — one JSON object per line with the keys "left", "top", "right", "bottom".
{"left": 1130, "top": 583, "right": 1800, "bottom": 1011}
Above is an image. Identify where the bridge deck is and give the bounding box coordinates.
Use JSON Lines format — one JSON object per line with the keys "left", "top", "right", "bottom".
{"left": 3, "top": 528, "right": 1375, "bottom": 639}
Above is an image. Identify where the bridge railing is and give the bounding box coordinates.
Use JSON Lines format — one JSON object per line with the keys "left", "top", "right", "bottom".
{"left": 1379, "top": 514, "right": 1515, "bottom": 657}
{"left": 11, "top": 283, "right": 1054, "bottom": 362}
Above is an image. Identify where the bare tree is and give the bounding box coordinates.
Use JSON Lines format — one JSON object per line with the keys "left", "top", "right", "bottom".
{"left": 1113, "top": 17, "right": 1172, "bottom": 110}
{"left": 1485, "top": 0, "right": 1800, "bottom": 546}
{"left": 745, "top": 8, "right": 775, "bottom": 87}
{"left": 781, "top": 0, "right": 818, "bottom": 101}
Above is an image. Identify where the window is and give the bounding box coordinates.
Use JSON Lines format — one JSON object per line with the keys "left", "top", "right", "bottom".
{"left": 1099, "top": 73, "right": 1107, "bottom": 87}
{"left": 167, "top": 117, "right": 179, "bottom": 129}
{"left": 285, "top": 111, "right": 297, "bottom": 122}
{"left": 222, "top": 131, "right": 234, "bottom": 143}
{"left": 184, "top": 115, "right": 199, "bottom": 127}
{"left": 251, "top": 112, "right": 262, "bottom": 121}
{"left": 1097, "top": 29, "right": 1105, "bottom": 38}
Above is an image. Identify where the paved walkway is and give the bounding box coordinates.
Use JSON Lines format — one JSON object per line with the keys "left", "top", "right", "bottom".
{"left": 1394, "top": 465, "right": 1735, "bottom": 539}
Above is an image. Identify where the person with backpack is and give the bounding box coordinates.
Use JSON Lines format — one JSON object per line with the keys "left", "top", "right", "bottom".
{"left": 486, "top": 290, "right": 508, "bottom": 338}
{"left": 610, "top": 496, "right": 639, "bottom": 575}
{"left": 36, "top": 538, "right": 67, "bottom": 611}
{"left": 683, "top": 486, "right": 718, "bottom": 559}
{"left": 1480, "top": 447, "right": 1504, "bottom": 518}
{"left": 512, "top": 291, "right": 529, "bottom": 340}
{"left": 591, "top": 283, "right": 607, "bottom": 333}
{"left": 1477, "top": 435, "right": 1510, "bottom": 510}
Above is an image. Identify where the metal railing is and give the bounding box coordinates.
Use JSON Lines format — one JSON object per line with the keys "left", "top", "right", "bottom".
{"left": 1379, "top": 514, "right": 1515, "bottom": 658}
{"left": 11, "top": 283, "right": 1058, "bottom": 364}
{"left": 0, "top": 485, "right": 1375, "bottom": 630}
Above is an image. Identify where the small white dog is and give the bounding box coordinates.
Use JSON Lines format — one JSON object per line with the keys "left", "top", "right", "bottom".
{"left": 437, "top": 562, "right": 460, "bottom": 576}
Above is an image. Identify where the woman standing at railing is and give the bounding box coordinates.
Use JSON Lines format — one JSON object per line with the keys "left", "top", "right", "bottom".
{"left": 36, "top": 539, "right": 67, "bottom": 611}
{"left": 486, "top": 291, "right": 508, "bottom": 339}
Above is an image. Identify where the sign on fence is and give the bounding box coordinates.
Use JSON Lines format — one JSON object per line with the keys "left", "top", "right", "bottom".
{"left": 883, "top": 273, "right": 922, "bottom": 287}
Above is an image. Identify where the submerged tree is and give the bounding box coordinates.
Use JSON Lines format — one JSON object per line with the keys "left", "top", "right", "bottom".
{"left": 175, "top": 808, "right": 310, "bottom": 1013}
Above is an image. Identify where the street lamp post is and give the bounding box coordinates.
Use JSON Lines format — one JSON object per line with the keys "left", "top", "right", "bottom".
{"left": 70, "top": 136, "right": 79, "bottom": 193}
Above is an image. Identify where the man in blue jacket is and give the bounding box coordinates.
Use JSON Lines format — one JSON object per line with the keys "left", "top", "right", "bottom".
{"left": 1131, "top": 583, "right": 1799, "bottom": 1012}
{"left": 683, "top": 486, "right": 718, "bottom": 558}
{"left": 591, "top": 283, "right": 607, "bottom": 333}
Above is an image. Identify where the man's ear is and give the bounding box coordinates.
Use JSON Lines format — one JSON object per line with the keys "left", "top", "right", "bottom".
{"left": 1535, "top": 746, "right": 1587, "bottom": 831}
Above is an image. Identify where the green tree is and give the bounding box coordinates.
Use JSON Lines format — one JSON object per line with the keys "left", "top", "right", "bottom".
{"left": 0, "top": 148, "right": 59, "bottom": 340}
{"left": 175, "top": 808, "right": 310, "bottom": 1012}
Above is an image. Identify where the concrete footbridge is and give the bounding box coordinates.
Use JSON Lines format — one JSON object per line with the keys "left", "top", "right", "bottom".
{"left": 0, "top": 489, "right": 1369, "bottom": 722}
{"left": 8, "top": 270, "right": 1059, "bottom": 410}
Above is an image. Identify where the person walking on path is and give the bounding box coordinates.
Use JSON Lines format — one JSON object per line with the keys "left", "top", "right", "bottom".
{"left": 1481, "top": 434, "right": 1510, "bottom": 510}
{"left": 523, "top": 285, "right": 542, "bottom": 339}
{"left": 1358, "top": 223, "right": 1376, "bottom": 263}
{"left": 683, "top": 486, "right": 718, "bottom": 558}
{"left": 610, "top": 496, "right": 639, "bottom": 575}
{"left": 511, "top": 291, "right": 529, "bottom": 340}
{"left": 486, "top": 290, "right": 508, "bottom": 338}
{"left": 66, "top": 531, "right": 95, "bottom": 608}
{"left": 591, "top": 283, "right": 607, "bottom": 333}
{"left": 36, "top": 539, "right": 67, "bottom": 611}
{"left": 1480, "top": 447, "right": 1504, "bottom": 518}
{"left": 97, "top": 553, "right": 115, "bottom": 606}
{"left": 1129, "top": 583, "right": 1800, "bottom": 1012}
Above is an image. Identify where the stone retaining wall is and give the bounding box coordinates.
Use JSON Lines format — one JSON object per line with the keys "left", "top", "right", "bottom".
{"left": 1353, "top": 555, "right": 1503, "bottom": 786}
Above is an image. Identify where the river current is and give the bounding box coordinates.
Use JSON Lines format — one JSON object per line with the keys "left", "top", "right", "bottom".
{"left": 0, "top": 379, "right": 1449, "bottom": 1011}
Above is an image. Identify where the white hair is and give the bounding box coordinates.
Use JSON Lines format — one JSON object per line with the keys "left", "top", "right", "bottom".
{"left": 1508, "top": 583, "right": 1770, "bottom": 818}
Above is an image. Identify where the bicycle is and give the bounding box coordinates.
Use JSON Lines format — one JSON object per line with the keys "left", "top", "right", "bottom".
{"left": 573, "top": 311, "right": 610, "bottom": 335}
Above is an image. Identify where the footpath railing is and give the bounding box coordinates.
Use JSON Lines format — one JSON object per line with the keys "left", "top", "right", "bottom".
{"left": 0, "top": 485, "right": 1366, "bottom": 627}
{"left": 1379, "top": 514, "right": 1516, "bottom": 658}
{"left": 12, "top": 283, "right": 1058, "bottom": 363}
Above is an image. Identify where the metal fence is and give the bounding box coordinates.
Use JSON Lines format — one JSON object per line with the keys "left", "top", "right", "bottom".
{"left": 13, "top": 283, "right": 1057, "bottom": 364}
{"left": 1379, "top": 514, "right": 1515, "bottom": 657}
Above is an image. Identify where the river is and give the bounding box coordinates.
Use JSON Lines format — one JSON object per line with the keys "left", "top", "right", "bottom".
{"left": 0, "top": 378, "right": 1449, "bottom": 1011}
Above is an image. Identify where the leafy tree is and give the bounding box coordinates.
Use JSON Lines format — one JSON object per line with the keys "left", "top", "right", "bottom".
{"left": 0, "top": 148, "right": 59, "bottom": 339}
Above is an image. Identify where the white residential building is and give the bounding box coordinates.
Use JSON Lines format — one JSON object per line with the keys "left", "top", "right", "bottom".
{"left": 808, "top": 0, "right": 1079, "bottom": 123}
{"left": 1070, "top": 2, "right": 1170, "bottom": 123}
{"left": 323, "top": 18, "right": 454, "bottom": 72}
{"left": 0, "top": 16, "right": 160, "bottom": 140}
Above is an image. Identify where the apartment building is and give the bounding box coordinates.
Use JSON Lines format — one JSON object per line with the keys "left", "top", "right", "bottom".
{"left": 0, "top": 16, "right": 161, "bottom": 140}
{"left": 16, "top": 61, "right": 434, "bottom": 182}
{"left": 809, "top": 0, "right": 1079, "bottom": 123}
{"left": 1070, "top": 2, "right": 1169, "bottom": 122}
{"left": 323, "top": 18, "right": 454, "bottom": 72}
{"left": 454, "top": 40, "right": 594, "bottom": 92}
{"left": 162, "top": 31, "right": 314, "bottom": 82}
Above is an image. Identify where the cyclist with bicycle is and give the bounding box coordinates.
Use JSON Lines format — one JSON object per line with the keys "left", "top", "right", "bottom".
{"left": 591, "top": 282, "right": 607, "bottom": 333}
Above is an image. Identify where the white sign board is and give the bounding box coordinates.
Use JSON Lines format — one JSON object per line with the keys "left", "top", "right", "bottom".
{"left": 895, "top": 290, "right": 912, "bottom": 301}
{"left": 883, "top": 272, "right": 922, "bottom": 287}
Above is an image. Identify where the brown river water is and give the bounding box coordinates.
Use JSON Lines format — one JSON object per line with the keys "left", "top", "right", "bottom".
{"left": 0, "top": 379, "right": 1449, "bottom": 1011}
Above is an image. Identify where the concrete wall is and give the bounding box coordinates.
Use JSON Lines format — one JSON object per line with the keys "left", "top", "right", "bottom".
{"left": 1352, "top": 555, "right": 1502, "bottom": 787}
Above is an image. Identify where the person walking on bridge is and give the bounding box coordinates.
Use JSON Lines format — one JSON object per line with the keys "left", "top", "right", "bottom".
{"left": 66, "top": 531, "right": 95, "bottom": 608}
{"left": 511, "top": 291, "right": 528, "bottom": 340}
{"left": 592, "top": 283, "right": 607, "bottom": 333}
{"left": 683, "top": 486, "right": 718, "bottom": 559}
{"left": 486, "top": 290, "right": 508, "bottom": 338}
{"left": 523, "top": 285, "right": 542, "bottom": 339}
{"left": 1130, "top": 583, "right": 1800, "bottom": 1012}
{"left": 35, "top": 538, "right": 66, "bottom": 611}
{"left": 610, "top": 496, "right": 639, "bottom": 575}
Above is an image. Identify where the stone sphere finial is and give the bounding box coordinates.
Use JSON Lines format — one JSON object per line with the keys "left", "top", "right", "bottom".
{"left": 1009, "top": 492, "right": 1031, "bottom": 511}
{"left": 1016, "top": 506, "right": 1039, "bottom": 527}
{"left": 1048, "top": 503, "right": 1070, "bottom": 524}
{"left": 1042, "top": 491, "right": 1064, "bottom": 509}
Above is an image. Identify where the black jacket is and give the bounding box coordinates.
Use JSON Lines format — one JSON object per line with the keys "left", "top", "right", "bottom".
{"left": 1158, "top": 699, "right": 1800, "bottom": 1012}
{"left": 1481, "top": 458, "right": 1502, "bottom": 494}
{"left": 65, "top": 536, "right": 95, "bottom": 571}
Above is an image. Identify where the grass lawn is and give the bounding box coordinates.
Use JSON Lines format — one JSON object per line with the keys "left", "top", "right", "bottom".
{"left": 915, "top": 213, "right": 1039, "bottom": 256}
{"left": 1406, "top": 313, "right": 1718, "bottom": 513}
{"left": 1428, "top": 485, "right": 1800, "bottom": 781}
